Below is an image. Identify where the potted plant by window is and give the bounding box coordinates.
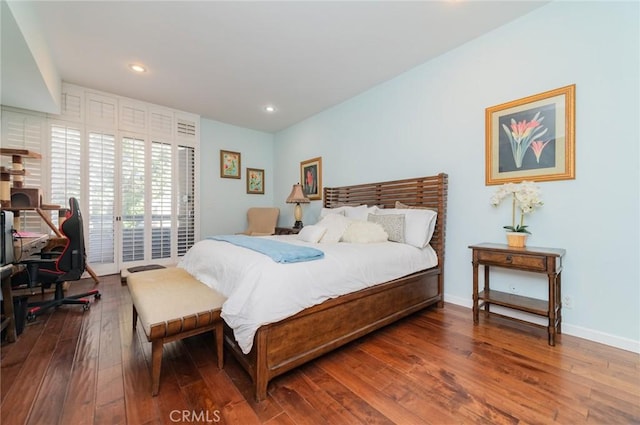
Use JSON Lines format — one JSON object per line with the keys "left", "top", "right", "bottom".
{"left": 490, "top": 181, "right": 543, "bottom": 247}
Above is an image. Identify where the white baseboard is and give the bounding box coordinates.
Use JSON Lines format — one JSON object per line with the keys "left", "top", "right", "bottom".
{"left": 443, "top": 294, "right": 640, "bottom": 354}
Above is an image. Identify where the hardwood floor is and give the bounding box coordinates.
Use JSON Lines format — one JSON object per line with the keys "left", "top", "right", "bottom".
{"left": 2, "top": 274, "right": 638, "bottom": 424}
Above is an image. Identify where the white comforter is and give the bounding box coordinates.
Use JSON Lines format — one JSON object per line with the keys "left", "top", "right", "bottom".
{"left": 178, "top": 235, "right": 438, "bottom": 354}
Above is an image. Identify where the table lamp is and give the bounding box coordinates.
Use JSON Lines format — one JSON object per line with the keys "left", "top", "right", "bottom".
{"left": 286, "top": 183, "right": 310, "bottom": 229}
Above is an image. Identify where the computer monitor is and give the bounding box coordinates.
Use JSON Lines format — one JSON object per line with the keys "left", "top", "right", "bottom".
{"left": 1, "top": 210, "right": 15, "bottom": 266}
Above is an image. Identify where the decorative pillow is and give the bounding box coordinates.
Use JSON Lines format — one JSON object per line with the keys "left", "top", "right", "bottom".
{"left": 395, "top": 201, "right": 437, "bottom": 213}
{"left": 319, "top": 207, "right": 345, "bottom": 219}
{"left": 368, "top": 213, "right": 405, "bottom": 243}
{"left": 297, "top": 225, "right": 327, "bottom": 243}
{"left": 342, "top": 221, "right": 388, "bottom": 244}
{"left": 375, "top": 208, "right": 437, "bottom": 248}
{"left": 316, "top": 213, "right": 352, "bottom": 243}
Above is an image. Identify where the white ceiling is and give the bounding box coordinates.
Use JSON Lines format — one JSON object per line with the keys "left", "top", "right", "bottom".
{"left": 3, "top": 1, "right": 548, "bottom": 133}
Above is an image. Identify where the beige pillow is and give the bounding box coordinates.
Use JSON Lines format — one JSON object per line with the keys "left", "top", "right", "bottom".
{"left": 395, "top": 201, "right": 437, "bottom": 213}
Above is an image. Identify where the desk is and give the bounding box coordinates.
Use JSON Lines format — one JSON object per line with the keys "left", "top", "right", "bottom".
{"left": 1, "top": 263, "right": 24, "bottom": 343}
{"left": 469, "top": 243, "right": 565, "bottom": 346}
{"left": 13, "top": 233, "right": 48, "bottom": 261}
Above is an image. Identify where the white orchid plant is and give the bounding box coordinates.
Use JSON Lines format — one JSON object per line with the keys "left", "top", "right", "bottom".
{"left": 490, "top": 181, "right": 543, "bottom": 234}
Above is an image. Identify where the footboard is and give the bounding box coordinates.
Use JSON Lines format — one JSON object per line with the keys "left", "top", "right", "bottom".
{"left": 224, "top": 267, "right": 441, "bottom": 400}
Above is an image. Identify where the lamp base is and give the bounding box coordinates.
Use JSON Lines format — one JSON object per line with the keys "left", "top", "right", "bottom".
{"left": 293, "top": 221, "right": 303, "bottom": 229}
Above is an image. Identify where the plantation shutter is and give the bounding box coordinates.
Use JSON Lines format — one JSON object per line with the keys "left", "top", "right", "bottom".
{"left": 1, "top": 111, "right": 46, "bottom": 232}
{"left": 50, "top": 124, "right": 82, "bottom": 209}
{"left": 151, "top": 141, "right": 172, "bottom": 259}
{"left": 177, "top": 145, "right": 195, "bottom": 256}
{"left": 87, "top": 132, "right": 116, "bottom": 265}
{"left": 121, "top": 136, "right": 146, "bottom": 262}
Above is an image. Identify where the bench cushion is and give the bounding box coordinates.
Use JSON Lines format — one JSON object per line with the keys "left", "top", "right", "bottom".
{"left": 127, "top": 267, "right": 226, "bottom": 339}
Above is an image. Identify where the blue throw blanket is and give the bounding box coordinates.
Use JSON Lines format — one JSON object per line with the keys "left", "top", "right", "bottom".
{"left": 208, "top": 235, "right": 324, "bottom": 264}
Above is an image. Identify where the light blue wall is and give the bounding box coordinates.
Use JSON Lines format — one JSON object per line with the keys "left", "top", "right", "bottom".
{"left": 200, "top": 1, "right": 638, "bottom": 351}
{"left": 268, "top": 1, "right": 639, "bottom": 351}
{"left": 199, "top": 119, "right": 274, "bottom": 236}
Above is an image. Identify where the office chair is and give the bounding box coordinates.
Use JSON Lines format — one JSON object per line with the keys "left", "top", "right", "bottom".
{"left": 20, "top": 197, "right": 100, "bottom": 321}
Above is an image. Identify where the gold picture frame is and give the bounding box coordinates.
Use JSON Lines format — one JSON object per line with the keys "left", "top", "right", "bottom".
{"left": 246, "top": 168, "right": 265, "bottom": 194}
{"left": 485, "top": 84, "right": 575, "bottom": 185}
{"left": 220, "top": 150, "right": 241, "bottom": 179}
{"left": 300, "top": 157, "right": 322, "bottom": 200}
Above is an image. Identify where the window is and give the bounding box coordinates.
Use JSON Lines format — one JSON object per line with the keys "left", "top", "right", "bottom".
{"left": 2, "top": 83, "right": 199, "bottom": 274}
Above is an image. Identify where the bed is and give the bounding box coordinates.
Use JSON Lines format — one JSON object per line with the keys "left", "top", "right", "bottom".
{"left": 182, "top": 173, "right": 448, "bottom": 401}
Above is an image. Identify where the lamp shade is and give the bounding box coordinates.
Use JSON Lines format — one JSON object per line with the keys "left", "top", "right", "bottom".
{"left": 286, "top": 183, "right": 310, "bottom": 204}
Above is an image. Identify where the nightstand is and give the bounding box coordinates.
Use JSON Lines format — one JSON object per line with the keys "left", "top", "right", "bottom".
{"left": 469, "top": 243, "right": 566, "bottom": 346}
{"left": 275, "top": 227, "right": 301, "bottom": 235}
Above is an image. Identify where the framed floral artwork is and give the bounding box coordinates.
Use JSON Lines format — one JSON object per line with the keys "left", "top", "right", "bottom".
{"left": 485, "top": 84, "right": 575, "bottom": 185}
{"left": 300, "top": 157, "right": 322, "bottom": 200}
{"left": 246, "top": 168, "right": 264, "bottom": 194}
{"left": 220, "top": 150, "right": 241, "bottom": 179}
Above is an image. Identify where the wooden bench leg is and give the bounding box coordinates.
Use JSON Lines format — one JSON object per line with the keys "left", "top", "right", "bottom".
{"left": 215, "top": 321, "right": 224, "bottom": 369}
{"left": 151, "top": 339, "right": 163, "bottom": 396}
{"left": 132, "top": 305, "right": 138, "bottom": 330}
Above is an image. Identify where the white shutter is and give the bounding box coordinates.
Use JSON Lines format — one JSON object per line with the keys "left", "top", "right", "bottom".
{"left": 120, "top": 101, "right": 147, "bottom": 132}
{"left": 87, "top": 132, "right": 116, "bottom": 265}
{"left": 121, "top": 136, "right": 146, "bottom": 262}
{"left": 177, "top": 145, "right": 195, "bottom": 256}
{"left": 149, "top": 108, "right": 174, "bottom": 137}
{"left": 175, "top": 113, "right": 198, "bottom": 147}
{"left": 151, "top": 141, "right": 172, "bottom": 259}
{"left": 1, "top": 110, "right": 46, "bottom": 232}
{"left": 50, "top": 124, "right": 82, "bottom": 210}
{"left": 86, "top": 93, "right": 117, "bottom": 128}
{"left": 59, "top": 84, "right": 84, "bottom": 122}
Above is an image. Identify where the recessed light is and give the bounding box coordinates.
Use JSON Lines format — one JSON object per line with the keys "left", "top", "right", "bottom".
{"left": 129, "top": 64, "right": 147, "bottom": 73}
{"left": 264, "top": 105, "right": 277, "bottom": 113}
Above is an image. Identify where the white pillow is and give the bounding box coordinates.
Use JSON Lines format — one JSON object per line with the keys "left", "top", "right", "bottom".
{"left": 316, "top": 213, "right": 352, "bottom": 243}
{"left": 297, "top": 225, "right": 327, "bottom": 243}
{"left": 368, "top": 213, "right": 405, "bottom": 243}
{"left": 319, "top": 207, "right": 345, "bottom": 219}
{"left": 324, "top": 205, "right": 380, "bottom": 221}
{"left": 345, "top": 205, "right": 380, "bottom": 221}
{"left": 374, "top": 208, "right": 437, "bottom": 248}
{"left": 342, "top": 221, "right": 388, "bottom": 243}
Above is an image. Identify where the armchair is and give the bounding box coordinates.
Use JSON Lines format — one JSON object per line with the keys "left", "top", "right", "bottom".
{"left": 240, "top": 207, "right": 280, "bottom": 236}
{"left": 19, "top": 197, "right": 100, "bottom": 321}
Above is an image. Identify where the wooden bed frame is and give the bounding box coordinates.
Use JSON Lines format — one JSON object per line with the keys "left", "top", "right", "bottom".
{"left": 224, "top": 173, "right": 448, "bottom": 401}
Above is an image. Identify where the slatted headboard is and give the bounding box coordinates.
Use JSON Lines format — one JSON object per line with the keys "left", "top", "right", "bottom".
{"left": 323, "top": 173, "right": 448, "bottom": 280}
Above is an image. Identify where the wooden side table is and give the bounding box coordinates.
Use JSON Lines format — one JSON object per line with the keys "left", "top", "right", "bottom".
{"left": 469, "top": 243, "right": 566, "bottom": 346}
{"left": 275, "top": 227, "right": 301, "bottom": 235}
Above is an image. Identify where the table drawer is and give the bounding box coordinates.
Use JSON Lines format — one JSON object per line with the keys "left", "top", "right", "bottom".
{"left": 477, "top": 250, "right": 547, "bottom": 271}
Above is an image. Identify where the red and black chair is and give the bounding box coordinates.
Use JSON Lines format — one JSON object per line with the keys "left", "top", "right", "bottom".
{"left": 20, "top": 197, "right": 100, "bottom": 321}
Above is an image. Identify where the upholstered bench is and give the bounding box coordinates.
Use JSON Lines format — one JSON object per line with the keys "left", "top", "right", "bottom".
{"left": 127, "top": 267, "right": 226, "bottom": 396}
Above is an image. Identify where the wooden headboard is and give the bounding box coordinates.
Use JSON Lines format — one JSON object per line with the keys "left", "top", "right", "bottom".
{"left": 323, "top": 173, "right": 448, "bottom": 277}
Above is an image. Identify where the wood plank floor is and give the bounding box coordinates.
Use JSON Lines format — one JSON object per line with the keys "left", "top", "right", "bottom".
{"left": 2, "top": 274, "right": 638, "bottom": 424}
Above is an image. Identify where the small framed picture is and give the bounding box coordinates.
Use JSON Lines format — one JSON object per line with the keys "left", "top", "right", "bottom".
{"left": 485, "top": 84, "right": 575, "bottom": 185}
{"left": 300, "top": 157, "right": 322, "bottom": 200}
{"left": 246, "top": 168, "right": 265, "bottom": 194}
{"left": 220, "top": 150, "right": 241, "bottom": 179}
